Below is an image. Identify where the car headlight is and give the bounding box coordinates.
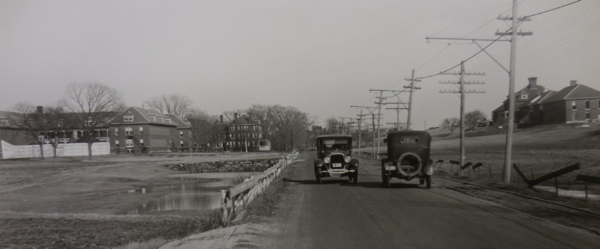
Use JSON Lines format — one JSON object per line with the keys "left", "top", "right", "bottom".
{"left": 323, "top": 157, "right": 330, "bottom": 164}
{"left": 344, "top": 156, "right": 351, "bottom": 163}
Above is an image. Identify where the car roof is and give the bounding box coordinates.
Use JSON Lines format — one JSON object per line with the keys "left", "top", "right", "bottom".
{"left": 316, "top": 135, "right": 352, "bottom": 139}
{"left": 387, "top": 130, "right": 430, "bottom": 136}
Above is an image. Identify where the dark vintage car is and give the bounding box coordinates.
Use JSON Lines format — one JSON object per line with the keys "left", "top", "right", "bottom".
{"left": 314, "top": 135, "right": 359, "bottom": 184}
{"left": 381, "top": 131, "right": 433, "bottom": 188}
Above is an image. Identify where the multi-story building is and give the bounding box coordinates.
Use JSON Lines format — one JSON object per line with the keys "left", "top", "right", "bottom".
{"left": 492, "top": 77, "right": 550, "bottom": 126}
{"left": 226, "top": 113, "right": 263, "bottom": 152}
{"left": 108, "top": 107, "right": 191, "bottom": 153}
{"left": 532, "top": 80, "right": 600, "bottom": 125}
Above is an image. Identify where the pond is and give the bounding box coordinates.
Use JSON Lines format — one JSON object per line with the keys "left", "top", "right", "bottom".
{"left": 126, "top": 181, "right": 224, "bottom": 214}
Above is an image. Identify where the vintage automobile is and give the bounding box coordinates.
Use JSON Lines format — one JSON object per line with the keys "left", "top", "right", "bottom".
{"left": 381, "top": 131, "right": 433, "bottom": 188}
{"left": 314, "top": 135, "right": 359, "bottom": 184}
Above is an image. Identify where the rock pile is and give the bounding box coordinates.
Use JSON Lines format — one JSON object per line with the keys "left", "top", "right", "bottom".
{"left": 164, "top": 159, "right": 279, "bottom": 173}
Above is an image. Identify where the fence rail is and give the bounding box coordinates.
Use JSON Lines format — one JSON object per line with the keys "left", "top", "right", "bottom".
{"left": 221, "top": 152, "right": 298, "bottom": 223}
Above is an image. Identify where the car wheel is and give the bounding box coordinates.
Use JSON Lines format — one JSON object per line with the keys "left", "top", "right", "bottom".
{"left": 316, "top": 175, "right": 322, "bottom": 184}
{"left": 382, "top": 173, "right": 391, "bottom": 188}
{"left": 353, "top": 170, "right": 358, "bottom": 184}
{"left": 425, "top": 176, "right": 432, "bottom": 189}
{"left": 419, "top": 177, "right": 425, "bottom": 185}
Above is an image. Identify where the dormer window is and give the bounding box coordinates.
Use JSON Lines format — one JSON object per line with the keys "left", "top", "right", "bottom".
{"left": 84, "top": 118, "right": 93, "bottom": 127}
{"left": 520, "top": 93, "right": 528, "bottom": 99}
{"left": 123, "top": 116, "right": 134, "bottom": 122}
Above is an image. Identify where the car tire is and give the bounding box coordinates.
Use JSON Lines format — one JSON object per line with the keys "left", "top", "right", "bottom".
{"left": 419, "top": 177, "right": 425, "bottom": 185}
{"left": 425, "top": 176, "right": 432, "bottom": 189}
{"left": 382, "top": 173, "right": 391, "bottom": 188}
{"left": 316, "top": 175, "right": 322, "bottom": 184}
{"left": 353, "top": 170, "right": 358, "bottom": 184}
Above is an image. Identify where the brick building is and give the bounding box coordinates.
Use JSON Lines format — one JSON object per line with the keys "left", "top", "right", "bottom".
{"left": 108, "top": 107, "right": 191, "bottom": 153}
{"left": 532, "top": 80, "right": 600, "bottom": 125}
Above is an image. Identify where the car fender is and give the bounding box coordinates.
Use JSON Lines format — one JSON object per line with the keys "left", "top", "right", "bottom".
{"left": 314, "top": 158, "right": 324, "bottom": 168}
{"left": 350, "top": 158, "right": 359, "bottom": 168}
{"left": 425, "top": 159, "right": 434, "bottom": 176}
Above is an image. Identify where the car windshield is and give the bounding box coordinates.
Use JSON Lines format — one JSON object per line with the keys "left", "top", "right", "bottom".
{"left": 320, "top": 139, "right": 349, "bottom": 150}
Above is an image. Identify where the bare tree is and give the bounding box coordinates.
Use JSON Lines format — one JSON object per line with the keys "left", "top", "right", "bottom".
{"left": 221, "top": 109, "right": 247, "bottom": 123}
{"left": 143, "top": 94, "right": 192, "bottom": 116}
{"left": 186, "top": 108, "right": 216, "bottom": 152}
{"left": 65, "top": 82, "right": 125, "bottom": 160}
{"left": 247, "top": 105, "right": 275, "bottom": 140}
{"left": 325, "top": 117, "right": 339, "bottom": 134}
{"left": 465, "top": 110, "right": 487, "bottom": 131}
{"left": 441, "top": 118, "right": 460, "bottom": 133}
{"left": 10, "top": 102, "right": 65, "bottom": 158}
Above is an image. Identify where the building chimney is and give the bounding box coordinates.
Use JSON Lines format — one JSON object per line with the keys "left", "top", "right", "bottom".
{"left": 220, "top": 115, "right": 223, "bottom": 124}
{"left": 234, "top": 113, "right": 238, "bottom": 120}
{"left": 528, "top": 77, "right": 537, "bottom": 90}
{"left": 36, "top": 106, "right": 43, "bottom": 113}
{"left": 570, "top": 80, "right": 577, "bottom": 86}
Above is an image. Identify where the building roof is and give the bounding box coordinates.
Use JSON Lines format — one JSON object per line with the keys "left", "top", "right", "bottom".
{"left": 165, "top": 114, "right": 191, "bottom": 129}
{"left": 0, "top": 111, "right": 20, "bottom": 128}
{"left": 230, "top": 114, "right": 259, "bottom": 125}
{"left": 539, "top": 84, "right": 600, "bottom": 104}
{"left": 109, "top": 107, "right": 177, "bottom": 127}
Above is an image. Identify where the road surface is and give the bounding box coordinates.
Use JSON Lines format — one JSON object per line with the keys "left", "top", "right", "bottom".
{"left": 270, "top": 153, "right": 600, "bottom": 249}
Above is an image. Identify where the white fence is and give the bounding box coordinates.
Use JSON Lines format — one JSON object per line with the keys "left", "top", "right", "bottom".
{"left": 221, "top": 152, "right": 298, "bottom": 223}
{"left": 0, "top": 140, "right": 110, "bottom": 159}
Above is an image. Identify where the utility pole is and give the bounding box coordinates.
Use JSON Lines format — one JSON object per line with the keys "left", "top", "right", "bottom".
{"left": 370, "top": 89, "right": 403, "bottom": 158}
{"left": 428, "top": 0, "right": 531, "bottom": 182}
{"left": 497, "top": 0, "right": 532, "bottom": 184}
{"left": 384, "top": 101, "right": 408, "bottom": 130}
{"left": 440, "top": 61, "right": 485, "bottom": 173}
{"left": 351, "top": 105, "right": 378, "bottom": 158}
{"left": 404, "top": 69, "right": 421, "bottom": 130}
{"left": 356, "top": 110, "right": 365, "bottom": 155}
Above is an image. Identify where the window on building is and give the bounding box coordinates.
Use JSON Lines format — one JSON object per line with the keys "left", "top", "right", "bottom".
{"left": 244, "top": 126, "right": 248, "bottom": 131}
{"left": 259, "top": 133, "right": 262, "bottom": 139}
{"left": 585, "top": 100, "right": 590, "bottom": 110}
{"left": 127, "top": 149, "right": 133, "bottom": 154}
{"left": 586, "top": 112, "right": 590, "bottom": 120}
{"left": 126, "top": 139, "right": 134, "bottom": 148}
{"left": 115, "top": 140, "right": 120, "bottom": 147}
{"left": 180, "top": 141, "right": 184, "bottom": 146}
{"left": 139, "top": 127, "right": 144, "bottom": 135}
{"left": 180, "top": 131, "right": 183, "bottom": 138}
{"left": 572, "top": 101, "right": 577, "bottom": 110}
{"left": 504, "top": 111, "right": 509, "bottom": 118}
{"left": 572, "top": 112, "right": 577, "bottom": 121}
{"left": 84, "top": 118, "right": 93, "bottom": 127}
{"left": 139, "top": 139, "right": 144, "bottom": 147}
{"left": 520, "top": 93, "right": 528, "bottom": 99}
{"left": 125, "top": 127, "right": 133, "bottom": 136}
{"left": 115, "top": 128, "right": 119, "bottom": 136}
{"left": 124, "top": 116, "right": 134, "bottom": 122}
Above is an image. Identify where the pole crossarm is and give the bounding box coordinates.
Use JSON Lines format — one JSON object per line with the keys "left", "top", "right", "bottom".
{"left": 440, "top": 71, "right": 485, "bottom": 76}
{"left": 439, "top": 80, "right": 485, "bottom": 85}
{"left": 495, "top": 31, "right": 533, "bottom": 36}
{"left": 439, "top": 90, "right": 486, "bottom": 94}
{"left": 497, "top": 16, "right": 531, "bottom": 21}
{"left": 426, "top": 37, "right": 511, "bottom": 42}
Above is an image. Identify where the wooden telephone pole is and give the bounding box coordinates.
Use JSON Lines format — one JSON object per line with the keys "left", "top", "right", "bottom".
{"left": 404, "top": 69, "right": 421, "bottom": 130}
{"left": 440, "top": 61, "right": 485, "bottom": 172}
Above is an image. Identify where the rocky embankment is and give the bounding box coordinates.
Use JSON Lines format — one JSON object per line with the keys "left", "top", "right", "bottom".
{"left": 164, "top": 159, "right": 279, "bottom": 173}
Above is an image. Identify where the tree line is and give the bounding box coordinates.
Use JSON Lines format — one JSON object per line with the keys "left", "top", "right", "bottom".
{"left": 7, "top": 82, "right": 314, "bottom": 159}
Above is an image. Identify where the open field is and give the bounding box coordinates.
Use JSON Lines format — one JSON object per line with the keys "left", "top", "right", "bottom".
{"left": 0, "top": 152, "right": 284, "bottom": 248}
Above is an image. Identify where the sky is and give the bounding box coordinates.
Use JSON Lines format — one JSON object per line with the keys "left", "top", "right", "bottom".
{"left": 1, "top": 0, "right": 599, "bottom": 130}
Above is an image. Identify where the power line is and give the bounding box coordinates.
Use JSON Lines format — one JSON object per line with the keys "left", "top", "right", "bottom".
{"left": 523, "top": 0, "right": 582, "bottom": 18}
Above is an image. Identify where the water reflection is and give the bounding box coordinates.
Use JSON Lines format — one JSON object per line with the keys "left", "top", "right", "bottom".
{"left": 128, "top": 183, "right": 222, "bottom": 214}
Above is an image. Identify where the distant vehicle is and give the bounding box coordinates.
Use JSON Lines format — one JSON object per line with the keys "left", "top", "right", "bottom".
{"left": 381, "top": 131, "right": 434, "bottom": 188}
{"left": 313, "top": 135, "right": 359, "bottom": 184}
{"left": 258, "top": 140, "right": 271, "bottom": 151}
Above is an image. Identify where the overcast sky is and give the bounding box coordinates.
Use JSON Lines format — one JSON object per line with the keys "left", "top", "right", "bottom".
{"left": 1, "top": 0, "right": 599, "bottom": 130}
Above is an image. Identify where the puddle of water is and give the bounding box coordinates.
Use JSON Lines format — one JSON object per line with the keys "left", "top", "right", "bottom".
{"left": 126, "top": 182, "right": 223, "bottom": 214}
{"left": 534, "top": 186, "right": 600, "bottom": 200}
